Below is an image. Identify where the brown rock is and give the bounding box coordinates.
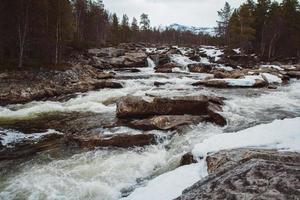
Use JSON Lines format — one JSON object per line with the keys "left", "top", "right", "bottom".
{"left": 188, "top": 63, "right": 214, "bottom": 73}
{"left": 155, "top": 62, "right": 181, "bottom": 73}
{"left": 180, "top": 152, "right": 197, "bottom": 166}
{"left": 65, "top": 133, "right": 157, "bottom": 148}
{"left": 117, "top": 95, "right": 224, "bottom": 118}
{"left": 176, "top": 149, "right": 300, "bottom": 200}
{"left": 287, "top": 71, "right": 300, "bottom": 79}
{"left": 125, "top": 115, "right": 207, "bottom": 131}
{"left": 116, "top": 96, "right": 226, "bottom": 127}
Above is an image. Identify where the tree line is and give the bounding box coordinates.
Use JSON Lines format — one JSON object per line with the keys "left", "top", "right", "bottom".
{"left": 0, "top": 0, "right": 214, "bottom": 68}
{"left": 217, "top": 0, "right": 300, "bottom": 60}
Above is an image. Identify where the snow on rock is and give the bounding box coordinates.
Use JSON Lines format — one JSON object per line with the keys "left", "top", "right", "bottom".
{"left": 233, "top": 48, "right": 241, "bottom": 54}
{"left": 0, "top": 129, "right": 62, "bottom": 147}
{"left": 199, "top": 46, "right": 223, "bottom": 61}
{"left": 169, "top": 54, "right": 197, "bottom": 70}
{"left": 145, "top": 48, "right": 157, "bottom": 54}
{"left": 199, "top": 57, "right": 211, "bottom": 64}
{"left": 121, "top": 162, "right": 208, "bottom": 200}
{"left": 214, "top": 75, "right": 264, "bottom": 87}
{"left": 260, "top": 64, "right": 284, "bottom": 71}
{"left": 192, "top": 117, "right": 300, "bottom": 158}
{"left": 215, "top": 64, "right": 234, "bottom": 71}
{"left": 261, "top": 73, "right": 283, "bottom": 84}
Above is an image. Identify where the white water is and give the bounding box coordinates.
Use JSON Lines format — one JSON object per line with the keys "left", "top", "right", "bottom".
{"left": 0, "top": 49, "right": 300, "bottom": 200}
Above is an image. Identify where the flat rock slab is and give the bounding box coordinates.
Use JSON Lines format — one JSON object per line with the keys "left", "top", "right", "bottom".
{"left": 116, "top": 95, "right": 226, "bottom": 127}
{"left": 176, "top": 148, "right": 300, "bottom": 200}
{"left": 121, "top": 115, "right": 207, "bottom": 131}
{"left": 65, "top": 133, "right": 157, "bottom": 148}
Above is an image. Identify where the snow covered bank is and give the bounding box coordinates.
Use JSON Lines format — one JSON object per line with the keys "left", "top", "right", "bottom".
{"left": 121, "top": 162, "right": 208, "bottom": 200}
{"left": 192, "top": 117, "right": 300, "bottom": 158}
{"left": 125, "top": 117, "right": 300, "bottom": 200}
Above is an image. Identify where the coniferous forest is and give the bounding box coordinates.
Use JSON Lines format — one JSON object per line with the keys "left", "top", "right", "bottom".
{"left": 1, "top": 0, "right": 299, "bottom": 68}
{"left": 1, "top": 1, "right": 300, "bottom": 199}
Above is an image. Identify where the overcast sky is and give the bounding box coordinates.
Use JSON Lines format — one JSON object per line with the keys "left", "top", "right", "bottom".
{"left": 103, "top": 0, "right": 247, "bottom": 27}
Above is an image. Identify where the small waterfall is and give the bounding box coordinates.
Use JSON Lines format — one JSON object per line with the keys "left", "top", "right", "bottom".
{"left": 147, "top": 57, "right": 156, "bottom": 68}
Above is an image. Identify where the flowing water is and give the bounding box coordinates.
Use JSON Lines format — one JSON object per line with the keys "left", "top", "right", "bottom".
{"left": 0, "top": 59, "right": 300, "bottom": 200}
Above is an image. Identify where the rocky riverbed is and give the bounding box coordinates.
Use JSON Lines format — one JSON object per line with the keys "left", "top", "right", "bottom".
{"left": 0, "top": 44, "right": 300, "bottom": 200}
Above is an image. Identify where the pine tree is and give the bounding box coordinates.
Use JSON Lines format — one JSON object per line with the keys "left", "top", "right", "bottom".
{"left": 254, "top": 0, "right": 271, "bottom": 56}
{"left": 228, "top": 10, "right": 241, "bottom": 48}
{"left": 131, "top": 17, "right": 139, "bottom": 42}
{"left": 121, "top": 14, "right": 130, "bottom": 42}
{"left": 217, "top": 2, "right": 232, "bottom": 45}
{"left": 140, "top": 13, "right": 150, "bottom": 31}
{"left": 110, "top": 13, "right": 120, "bottom": 45}
{"left": 239, "top": 2, "right": 256, "bottom": 52}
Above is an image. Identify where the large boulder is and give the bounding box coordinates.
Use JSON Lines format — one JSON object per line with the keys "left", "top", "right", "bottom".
{"left": 155, "top": 62, "right": 181, "bottom": 73}
{"left": 176, "top": 148, "right": 300, "bottom": 200}
{"left": 188, "top": 63, "right": 215, "bottom": 73}
{"left": 104, "top": 52, "right": 148, "bottom": 68}
{"left": 88, "top": 48, "right": 125, "bottom": 57}
{"left": 116, "top": 96, "right": 226, "bottom": 126}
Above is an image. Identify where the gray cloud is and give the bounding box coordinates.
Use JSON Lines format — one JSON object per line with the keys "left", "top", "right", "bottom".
{"left": 103, "top": 0, "right": 246, "bottom": 27}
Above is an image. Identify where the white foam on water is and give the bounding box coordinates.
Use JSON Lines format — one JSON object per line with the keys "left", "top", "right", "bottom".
{"left": 0, "top": 146, "right": 169, "bottom": 200}
{"left": 147, "top": 57, "right": 156, "bottom": 68}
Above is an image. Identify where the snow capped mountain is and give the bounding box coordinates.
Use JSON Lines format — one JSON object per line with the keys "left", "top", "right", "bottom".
{"left": 167, "top": 23, "right": 216, "bottom": 36}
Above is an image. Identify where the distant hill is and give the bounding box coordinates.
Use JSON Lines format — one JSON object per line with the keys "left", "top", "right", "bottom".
{"left": 167, "top": 23, "right": 216, "bottom": 36}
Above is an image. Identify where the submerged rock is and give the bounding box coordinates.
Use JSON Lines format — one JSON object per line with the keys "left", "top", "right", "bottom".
{"left": 176, "top": 148, "right": 300, "bottom": 200}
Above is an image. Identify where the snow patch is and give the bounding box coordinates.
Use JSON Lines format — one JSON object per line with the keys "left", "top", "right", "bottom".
{"left": 199, "top": 46, "right": 223, "bottom": 61}
{"left": 121, "top": 162, "right": 208, "bottom": 200}
{"left": 192, "top": 117, "right": 300, "bottom": 158}
{"left": 260, "top": 65, "right": 284, "bottom": 71}
{"left": 262, "top": 73, "right": 282, "bottom": 84}
{"left": 233, "top": 48, "right": 241, "bottom": 54}
{"left": 0, "top": 129, "right": 62, "bottom": 147}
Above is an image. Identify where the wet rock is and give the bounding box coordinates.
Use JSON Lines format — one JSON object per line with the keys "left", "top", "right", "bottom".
{"left": 189, "top": 55, "right": 201, "bottom": 62}
{"left": 124, "top": 115, "right": 207, "bottom": 131}
{"left": 180, "top": 152, "right": 197, "bottom": 166}
{"left": 287, "top": 71, "right": 300, "bottom": 79}
{"left": 65, "top": 133, "right": 157, "bottom": 148}
{"left": 155, "top": 62, "right": 181, "bottom": 73}
{"left": 92, "top": 81, "right": 123, "bottom": 89}
{"left": 88, "top": 48, "right": 125, "bottom": 57}
{"left": 0, "top": 65, "right": 119, "bottom": 106}
{"left": 176, "top": 149, "right": 300, "bottom": 200}
{"left": 116, "top": 95, "right": 226, "bottom": 127}
{"left": 154, "top": 81, "right": 170, "bottom": 87}
{"left": 213, "top": 70, "right": 244, "bottom": 79}
{"left": 149, "top": 54, "right": 170, "bottom": 66}
{"left": 193, "top": 79, "right": 268, "bottom": 88}
{"left": 117, "top": 95, "right": 224, "bottom": 118}
{"left": 188, "top": 63, "right": 215, "bottom": 73}
{"left": 105, "top": 52, "right": 148, "bottom": 68}
{"left": 0, "top": 133, "right": 63, "bottom": 161}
